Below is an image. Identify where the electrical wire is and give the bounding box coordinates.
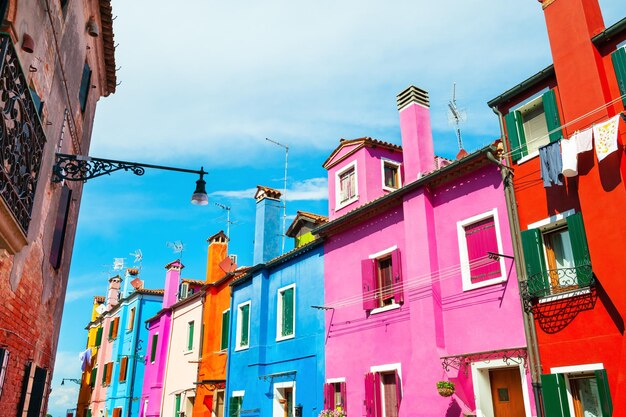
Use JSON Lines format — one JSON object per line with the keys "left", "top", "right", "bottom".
{"left": 501, "top": 93, "right": 626, "bottom": 158}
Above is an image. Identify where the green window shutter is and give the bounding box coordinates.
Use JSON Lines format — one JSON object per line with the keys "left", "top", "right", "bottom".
{"left": 542, "top": 89, "right": 563, "bottom": 143}
{"left": 611, "top": 47, "right": 626, "bottom": 106}
{"left": 282, "top": 288, "right": 294, "bottom": 336}
{"left": 567, "top": 212, "right": 591, "bottom": 283}
{"left": 90, "top": 367, "right": 97, "bottom": 388}
{"left": 101, "top": 364, "right": 107, "bottom": 384}
{"left": 95, "top": 327, "right": 103, "bottom": 347}
{"left": 86, "top": 409, "right": 92, "bottom": 417}
{"left": 595, "top": 369, "right": 613, "bottom": 417}
{"left": 221, "top": 310, "right": 230, "bottom": 350}
{"left": 187, "top": 321, "right": 194, "bottom": 351}
{"left": 521, "top": 229, "right": 548, "bottom": 297}
{"left": 150, "top": 334, "right": 158, "bottom": 362}
{"left": 540, "top": 373, "right": 571, "bottom": 417}
{"left": 174, "top": 393, "right": 181, "bottom": 416}
{"left": 504, "top": 111, "right": 527, "bottom": 161}
{"left": 229, "top": 397, "right": 242, "bottom": 417}
{"left": 240, "top": 304, "right": 250, "bottom": 347}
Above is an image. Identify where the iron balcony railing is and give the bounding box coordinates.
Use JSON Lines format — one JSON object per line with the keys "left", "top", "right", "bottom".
{"left": 0, "top": 33, "right": 47, "bottom": 234}
{"left": 523, "top": 264, "right": 594, "bottom": 300}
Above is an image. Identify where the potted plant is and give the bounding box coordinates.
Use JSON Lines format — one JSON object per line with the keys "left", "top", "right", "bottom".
{"left": 436, "top": 380, "right": 455, "bottom": 397}
{"left": 319, "top": 406, "right": 346, "bottom": 417}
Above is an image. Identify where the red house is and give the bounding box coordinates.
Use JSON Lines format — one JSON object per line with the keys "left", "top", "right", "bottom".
{"left": 488, "top": 0, "right": 625, "bottom": 416}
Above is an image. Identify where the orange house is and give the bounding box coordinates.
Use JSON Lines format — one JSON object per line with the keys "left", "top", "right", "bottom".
{"left": 194, "top": 231, "right": 247, "bottom": 417}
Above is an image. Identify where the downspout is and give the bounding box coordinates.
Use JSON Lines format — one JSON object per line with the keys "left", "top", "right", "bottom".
{"left": 127, "top": 300, "right": 143, "bottom": 417}
{"left": 224, "top": 285, "right": 236, "bottom": 417}
{"left": 489, "top": 106, "right": 544, "bottom": 417}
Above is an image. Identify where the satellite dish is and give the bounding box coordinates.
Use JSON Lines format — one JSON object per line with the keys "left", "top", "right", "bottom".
{"left": 447, "top": 83, "right": 467, "bottom": 151}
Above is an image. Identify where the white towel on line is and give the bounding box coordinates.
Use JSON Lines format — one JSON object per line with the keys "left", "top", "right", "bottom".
{"left": 561, "top": 138, "right": 578, "bottom": 177}
{"left": 593, "top": 115, "right": 621, "bottom": 162}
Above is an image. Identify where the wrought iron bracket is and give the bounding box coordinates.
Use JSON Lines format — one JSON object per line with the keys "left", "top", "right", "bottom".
{"left": 441, "top": 347, "right": 528, "bottom": 376}
{"left": 194, "top": 380, "right": 226, "bottom": 390}
{"left": 52, "top": 153, "right": 207, "bottom": 183}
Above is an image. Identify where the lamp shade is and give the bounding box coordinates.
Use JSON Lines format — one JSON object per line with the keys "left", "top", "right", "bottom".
{"left": 191, "top": 174, "right": 208, "bottom": 206}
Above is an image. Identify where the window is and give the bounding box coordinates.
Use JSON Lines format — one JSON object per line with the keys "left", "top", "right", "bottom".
{"left": 541, "top": 367, "right": 612, "bottom": 417}
{"left": 457, "top": 209, "right": 506, "bottom": 291}
{"left": 119, "top": 356, "right": 128, "bottom": 382}
{"left": 26, "top": 366, "right": 48, "bottom": 417}
{"left": 150, "top": 333, "right": 158, "bottom": 363}
{"left": 611, "top": 46, "right": 626, "bottom": 106}
{"left": 521, "top": 211, "right": 592, "bottom": 299}
{"left": 336, "top": 162, "right": 358, "bottom": 208}
{"left": 79, "top": 62, "right": 92, "bottom": 113}
{"left": 236, "top": 302, "right": 251, "bottom": 350}
{"left": 365, "top": 368, "right": 402, "bottom": 417}
{"left": 179, "top": 283, "right": 189, "bottom": 300}
{"left": 382, "top": 160, "right": 401, "bottom": 191}
{"left": 187, "top": 321, "right": 195, "bottom": 351}
{"left": 229, "top": 393, "right": 244, "bottom": 417}
{"left": 215, "top": 391, "right": 225, "bottom": 417}
{"left": 362, "top": 247, "right": 403, "bottom": 312}
{"left": 220, "top": 310, "right": 230, "bottom": 351}
{"left": 0, "top": 348, "right": 9, "bottom": 397}
{"left": 101, "top": 362, "right": 113, "bottom": 386}
{"left": 324, "top": 381, "right": 347, "bottom": 412}
{"left": 174, "top": 393, "right": 182, "bottom": 417}
{"left": 95, "top": 327, "right": 103, "bottom": 347}
{"left": 127, "top": 307, "right": 135, "bottom": 332}
{"left": 49, "top": 185, "right": 71, "bottom": 270}
{"left": 112, "top": 408, "right": 122, "bottom": 417}
{"left": 505, "top": 89, "right": 562, "bottom": 162}
{"left": 109, "top": 317, "right": 120, "bottom": 340}
{"left": 277, "top": 284, "right": 295, "bottom": 340}
{"left": 89, "top": 367, "right": 97, "bottom": 388}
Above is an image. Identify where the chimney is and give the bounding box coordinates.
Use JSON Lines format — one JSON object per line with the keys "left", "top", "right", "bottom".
{"left": 122, "top": 267, "right": 140, "bottom": 298}
{"left": 163, "top": 260, "right": 184, "bottom": 308}
{"left": 106, "top": 275, "right": 122, "bottom": 309}
{"left": 253, "top": 186, "right": 282, "bottom": 265}
{"left": 397, "top": 86, "right": 435, "bottom": 181}
{"left": 206, "top": 231, "right": 229, "bottom": 284}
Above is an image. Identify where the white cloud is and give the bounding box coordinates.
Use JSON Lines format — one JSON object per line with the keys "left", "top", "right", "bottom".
{"left": 211, "top": 177, "right": 327, "bottom": 201}
{"left": 48, "top": 351, "right": 82, "bottom": 417}
{"left": 65, "top": 286, "right": 103, "bottom": 303}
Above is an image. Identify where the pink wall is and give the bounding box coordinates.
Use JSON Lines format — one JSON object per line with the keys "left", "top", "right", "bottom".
{"left": 90, "top": 315, "right": 113, "bottom": 417}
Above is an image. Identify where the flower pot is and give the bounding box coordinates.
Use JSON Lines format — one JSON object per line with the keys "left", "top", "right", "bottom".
{"left": 437, "top": 387, "right": 455, "bottom": 397}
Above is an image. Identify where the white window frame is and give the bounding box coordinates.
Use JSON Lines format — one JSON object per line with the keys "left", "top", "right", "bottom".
{"left": 272, "top": 381, "right": 295, "bottom": 417}
{"left": 370, "top": 363, "right": 402, "bottom": 417}
{"left": 368, "top": 246, "right": 401, "bottom": 315}
{"left": 127, "top": 307, "right": 135, "bottom": 332}
{"left": 235, "top": 301, "right": 251, "bottom": 351}
{"left": 212, "top": 390, "right": 225, "bottom": 417}
{"left": 512, "top": 87, "right": 550, "bottom": 164}
{"left": 457, "top": 208, "right": 507, "bottom": 291}
{"left": 470, "top": 358, "right": 532, "bottom": 417}
{"left": 381, "top": 158, "right": 402, "bottom": 191}
{"left": 150, "top": 332, "right": 159, "bottom": 364}
{"left": 335, "top": 161, "right": 359, "bottom": 210}
{"left": 550, "top": 363, "right": 605, "bottom": 417}
{"left": 276, "top": 283, "right": 296, "bottom": 342}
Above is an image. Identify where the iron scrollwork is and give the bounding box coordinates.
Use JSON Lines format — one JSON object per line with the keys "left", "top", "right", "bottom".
{"left": 522, "top": 264, "right": 594, "bottom": 313}
{"left": 441, "top": 347, "right": 528, "bottom": 376}
{"left": 0, "top": 34, "right": 47, "bottom": 233}
{"left": 53, "top": 154, "right": 147, "bottom": 183}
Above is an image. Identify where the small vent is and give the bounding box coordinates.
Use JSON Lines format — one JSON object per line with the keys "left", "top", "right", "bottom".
{"left": 397, "top": 86, "right": 430, "bottom": 110}
{"left": 229, "top": 254, "right": 238, "bottom": 265}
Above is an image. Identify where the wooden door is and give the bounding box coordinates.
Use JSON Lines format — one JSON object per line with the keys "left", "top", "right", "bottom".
{"left": 489, "top": 368, "right": 525, "bottom": 417}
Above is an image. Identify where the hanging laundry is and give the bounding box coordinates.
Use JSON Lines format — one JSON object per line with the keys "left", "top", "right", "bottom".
{"left": 593, "top": 115, "right": 621, "bottom": 161}
{"left": 576, "top": 127, "right": 593, "bottom": 153}
{"left": 79, "top": 347, "right": 92, "bottom": 371}
{"left": 561, "top": 138, "right": 578, "bottom": 177}
{"left": 539, "top": 141, "right": 563, "bottom": 187}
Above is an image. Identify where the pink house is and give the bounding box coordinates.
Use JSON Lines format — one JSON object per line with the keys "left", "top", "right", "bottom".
{"left": 315, "top": 86, "right": 535, "bottom": 417}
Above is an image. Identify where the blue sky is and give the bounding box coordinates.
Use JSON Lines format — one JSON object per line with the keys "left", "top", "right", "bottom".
{"left": 48, "top": 1, "right": 623, "bottom": 415}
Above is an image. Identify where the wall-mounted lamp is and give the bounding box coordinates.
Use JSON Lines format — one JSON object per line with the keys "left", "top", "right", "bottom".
{"left": 86, "top": 16, "right": 99, "bottom": 37}
{"left": 21, "top": 33, "right": 34, "bottom": 53}
{"left": 61, "top": 378, "right": 81, "bottom": 385}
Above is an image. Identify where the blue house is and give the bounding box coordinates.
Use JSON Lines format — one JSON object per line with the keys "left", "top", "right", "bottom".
{"left": 225, "top": 186, "right": 326, "bottom": 417}
{"left": 104, "top": 269, "right": 163, "bottom": 417}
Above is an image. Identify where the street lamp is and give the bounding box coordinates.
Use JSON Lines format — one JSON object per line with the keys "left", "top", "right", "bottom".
{"left": 60, "top": 378, "right": 81, "bottom": 385}
{"left": 52, "top": 154, "right": 209, "bottom": 205}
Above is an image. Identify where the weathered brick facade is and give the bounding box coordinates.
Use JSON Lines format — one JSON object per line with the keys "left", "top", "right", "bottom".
{"left": 0, "top": 0, "right": 116, "bottom": 414}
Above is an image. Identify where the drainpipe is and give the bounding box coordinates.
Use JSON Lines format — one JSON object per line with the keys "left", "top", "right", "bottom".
{"left": 127, "top": 301, "right": 143, "bottom": 417}
{"left": 489, "top": 106, "right": 544, "bottom": 417}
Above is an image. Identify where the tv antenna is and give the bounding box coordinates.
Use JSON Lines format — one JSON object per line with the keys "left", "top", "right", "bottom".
{"left": 447, "top": 83, "right": 467, "bottom": 150}
{"left": 214, "top": 202, "right": 236, "bottom": 238}
{"left": 112, "top": 258, "right": 125, "bottom": 272}
{"left": 130, "top": 249, "right": 143, "bottom": 270}
{"left": 265, "top": 138, "right": 289, "bottom": 254}
{"left": 166, "top": 241, "right": 185, "bottom": 262}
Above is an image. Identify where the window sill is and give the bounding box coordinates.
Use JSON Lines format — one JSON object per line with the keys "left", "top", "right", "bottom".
{"left": 183, "top": 349, "right": 194, "bottom": 355}
{"left": 462, "top": 276, "right": 507, "bottom": 292}
{"left": 335, "top": 196, "right": 359, "bottom": 211}
{"left": 516, "top": 151, "right": 539, "bottom": 165}
{"left": 369, "top": 303, "right": 401, "bottom": 315}
{"left": 234, "top": 345, "right": 249, "bottom": 352}
{"left": 538, "top": 287, "right": 591, "bottom": 304}
{"left": 276, "top": 334, "right": 295, "bottom": 342}
{"left": 382, "top": 186, "right": 400, "bottom": 192}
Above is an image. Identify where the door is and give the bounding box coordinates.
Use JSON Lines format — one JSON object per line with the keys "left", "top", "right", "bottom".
{"left": 489, "top": 368, "right": 525, "bottom": 417}
{"left": 215, "top": 391, "right": 225, "bottom": 417}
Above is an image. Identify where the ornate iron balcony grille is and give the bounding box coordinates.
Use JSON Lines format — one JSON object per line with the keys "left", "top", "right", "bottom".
{"left": 0, "top": 33, "right": 46, "bottom": 233}
{"left": 522, "top": 264, "right": 594, "bottom": 306}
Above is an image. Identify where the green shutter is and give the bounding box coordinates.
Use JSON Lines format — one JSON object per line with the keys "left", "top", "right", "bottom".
{"left": 543, "top": 89, "right": 562, "bottom": 143}
{"left": 521, "top": 229, "right": 547, "bottom": 298}
{"left": 504, "top": 110, "right": 526, "bottom": 161}
{"left": 221, "top": 310, "right": 230, "bottom": 350}
{"left": 229, "top": 397, "right": 242, "bottom": 417}
{"left": 611, "top": 47, "right": 626, "bottom": 106}
{"left": 595, "top": 369, "right": 613, "bottom": 417}
{"left": 566, "top": 212, "right": 592, "bottom": 285}
{"left": 90, "top": 367, "right": 97, "bottom": 388}
{"left": 95, "top": 327, "right": 103, "bottom": 347}
{"left": 187, "top": 321, "right": 195, "bottom": 351}
{"left": 540, "top": 373, "right": 571, "bottom": 417}
{"left": 282, "top": 287, "right": 294, "bottom": 337}
{"left": 240, "top": 304, "right": 249, "bottom": 347}
{"left": 174, "top": 393, "right": 181, "bottom": 417}
{"left": 101, "top": 363, "right": 107, "bottom": 384}
{"left": 150, "top": 334, "right": 158, "bottom": 362}
{"left": 86, "top": 409, "right": 92, "bottom": 417}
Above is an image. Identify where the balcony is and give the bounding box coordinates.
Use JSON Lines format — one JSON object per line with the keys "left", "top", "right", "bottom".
{"left": 0, "top": 33, "right": 47, "bottom": 253}
{"left": 521, "top": 264, "right": 594, "bottom": 311}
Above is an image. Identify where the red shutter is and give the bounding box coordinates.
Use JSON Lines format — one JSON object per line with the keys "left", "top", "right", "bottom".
{"left": 364, "top": 373, "right": 375, "bottom": 417}
{"left": 391, "top": 249, "right": 403, "bottom": 304}
{"left": 465, "top": 217, "right": 500, "bottom": 283}
{"left": 394, "top": 370, "right": 402, "bottom": 410}
{"left": 323, "top": 383, "right": 334, "bottom": 410}
{"left": 49, "top": 186, "right": 72, "bottom": 269}
{"left": 340, "top": 382, "right": 347, "bottom": 413}
{"left": 373, "top": 373, "right": 382, "bottom": 417}
{"left": 362, "top": 259, "right": 377, "bottom": 310}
